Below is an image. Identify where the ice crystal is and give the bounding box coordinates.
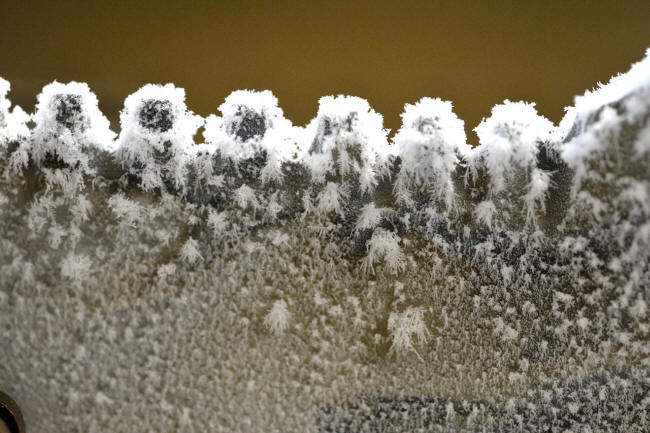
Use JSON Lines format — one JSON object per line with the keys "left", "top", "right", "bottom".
{"left": 0, "top": 77, "right": 29, "bottom": 157}
{"left": 305, "top": 95, "right": 392, "bottom": 193}
{"left": 393, "top": 97, "right": 469, "bottom": 211}
{"left": 388, "top": 307, "right": 429, "bottom": 360}
{"left": 30, "top": 81, "right": 116, "bottom": 174}
{"left": 264, "top": 299, "right": 291, "bottom": 336}
{"left": 116, "top": 83, "right": 203, "bottom": 193}
{"left": 0, "top": 48, "right": 649, "bottom": 433}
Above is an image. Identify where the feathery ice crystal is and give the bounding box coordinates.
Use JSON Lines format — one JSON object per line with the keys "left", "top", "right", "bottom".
{"left": 305, "top": 95, "right": 392, "bottom": 193}
{"left": 29, "top": 81, "right": 116, "bottom": 174}
{"left": 468, "top": 101, "right": 557, "bottom": 229}
{"left": 1, "top": 48, "right": 649, "bottom": 433}
{"left": 116, "top": 83, "right": 203, "bottom": 192}
{"left": 560, "top": 48, "right": 650, "bottom": 229}
{"left": 393, "top": 97, "right": 470, "bottom": 211}
{"left": 0, "top": 77, "right": 29, "bottom": 154}
{"left": 204, "top": 89, "right": 298, "bottom": 162}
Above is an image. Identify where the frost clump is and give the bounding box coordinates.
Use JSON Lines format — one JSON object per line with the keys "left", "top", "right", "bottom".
{"left": 393, "top": 97, "right": 470, "bottom": 211}
{"left": 561, "top": 47, "right": 650, "bottom": 142}
{"left": 30, "top": 81, "right": 116, "bottom": 173}
{"left": 264, "top": 299, "right": 290, "bottom": 336}
{"left": 362, "top": 228, "right": 405, "bottom": 275}
{"left": 316, "top": 181, "right": 343, "bottom": 215}
{"left": 179, "top": 237, "right": 203, "bottom": 265}
{"left": 203, "top": 90, "right": 298, "bottom": 165}
{"left": 470, "top": 100, "right": 556, "bottom": 227}
{"left": 0, "top": 77, "right": 30, "bottom": 154}
{"left": 107, "top": 194, "right": 142, "bottom": 227}
{"left": 388, "top": 307, "right": 429, "bottom": 361}
{"left": 355, "top": 203, "right": 385, "bottom": 234}
{"left": 60, "top": 252, "right": 93, "bottom": 283}
{"left": 116, "top": 84, "right": 203, "bottom": 193}
{"left": 304, "top": 95, "right": 392, "bottom": 193}
{"left": 560, "top": 48, "right": 650, "bottom": 227}
{"left": 189, "top": 90, "right": 298, "bottom": 216}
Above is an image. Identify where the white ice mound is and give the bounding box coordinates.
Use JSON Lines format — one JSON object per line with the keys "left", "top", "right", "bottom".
{"left": 304, "top": 95, "right": 392, "bottom": 193}
{"left": 393, "top": 97, "right": 469, "bottom": 210}
{"left": 560, "top": 49, "right": 650, "bottom": 227}
{"left": 472, "top": 100, "right": 555, "bottom": 194}
{"left": 0, "top": 77, "right": 30, "bottom": 149}
{"left": 469, "top": 101, "right": 557, "bottom": 227}
{"left": 561, "top": 47, "right": 650, "bottom": 140}
{"left": 30, "top": 81, "right": 116, "bottom": 173}
{"left": 0, "top": 46, "right": 649, "bottom": 433}
{"left": 200, "top": 90, "right": 300, "bottom": 186}
{"left": 203, "top": 89, "right": 298, "bottom": 162}
{"left": 116, "top": 83, "right": 203, "bottom": 192}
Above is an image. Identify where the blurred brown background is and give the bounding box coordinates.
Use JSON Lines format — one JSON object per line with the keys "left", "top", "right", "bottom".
{"left": 1, "top": 0, "right": 650, "bottom": 141}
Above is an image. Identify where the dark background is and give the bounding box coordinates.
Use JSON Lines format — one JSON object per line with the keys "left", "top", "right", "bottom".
{"left": 1, "top": 1, "right": 650, "bottom": 141}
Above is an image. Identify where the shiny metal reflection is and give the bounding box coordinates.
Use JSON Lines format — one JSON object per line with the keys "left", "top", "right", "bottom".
{"left": 0, "top": 391, "right": 25, "bottom": 433}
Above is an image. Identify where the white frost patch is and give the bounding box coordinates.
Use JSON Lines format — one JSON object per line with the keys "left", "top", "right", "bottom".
{"left": 388, "top": 307, "right": 429, "bottom": 361}
{"left": 316, "top": 182, "right": 343, "bottom": 215}
{"left": 304, "top": 95, "right": 391, "bottom": 192}
{"left": 362, "top": 228, "right": 405, "bottom": 275}
{"left": 472, "top": 100, "right": 554, "bottom": 193}
{"left": 634, "top": 122, "right": 650, "bottom": 157}
{"left": 393, "top": 97, "right": 469, "bottom": 209}
{"left": 201, "top": 90, "right": 299, "bottom": 185}
{"left": 233, "top": 184, "right": 260, "bottom": 210}
{"left": 474, "top": 200, "right": 497, "bottom": 228}
{"left": 60, "top": 252, "right": 93, "bottom": 282}
{"left": 558, "top": 50, "right": 650, "bottom": 227}
{"left": 0, "top": 77, "right": 30, "bottom": 150}
{"left": 206, "top": 208, "right": 228, "bottom": 235}
{"left": 354, "top": 203, "right": 384, "bottom": 233}
{"left": 179, "top": 237, "right": 203, "bottom": 265}
{"left": 203, "top": 90, "right": 298, "bottom": 164}
{"left": 560, "top": 47, "right": 650, "bottom": 138}
{"left": 560, "top": 50, "right": 650, "bottom": 219}
{"left": 31, "top": 81, "right": 116, "bottom": 172}
{"left": 107, "top": 194, "right": 142, "bottom": 227}
{"left": 524, "top": 168, "right": 552, "bottom": 223}
{"left": 629, "top": 297, "right": 647, "bottom": 318}
{"left": 116, "top": 83, "right": 203, "bottom": 192}
{"left": 264, "top": 299, "right": 290, "bottom": 336}
{"left": 493, "top": 317, "right": 519, "bottom": 342}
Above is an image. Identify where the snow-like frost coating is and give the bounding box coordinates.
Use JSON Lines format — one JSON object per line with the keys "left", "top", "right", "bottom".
{"left": 469, "top": 100, "right": 557, "bottom": 228}
{"left": 204, "top": 90, "right": 298, "bottom": 162}
{"left": 560, "top": 47, "right": 650, "bottom": 138}
{"left": 30, "top": 81, "right": 116, "bottom": 173}
{"left": 264, "top": 299, "right": 291, "bottom": 336}
{"left": 361, "top": 228, "right": 405, "bottom": 275}
{"left": 472, "top": 101, "right": 554, "bottom": 193}
{"left": 1, "top": 48, "right": 649, "bottom": 433}
{"left": 388, "top": 307, "right": 429, "bottom": 360}
{"left": 116, "top": 83, "right": 203, "bottom": 192}
{"left": 560, "top": 50, "right": 650, "bottom": 228}
{"left": 393, "top": 97, "right": 469, "bottom": 210}
{"left": 305, "top": 95, "right": 392, "bottom": 193}
{"left": 199, "top": 90, "right": 300, "bottom": 190}
{"left": 0, "top": 77, "right": 30, "bottom": 150}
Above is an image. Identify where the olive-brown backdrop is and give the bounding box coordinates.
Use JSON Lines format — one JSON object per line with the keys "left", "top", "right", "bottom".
{"left": 2, "top": 0, "right": 650, "bottom": 141}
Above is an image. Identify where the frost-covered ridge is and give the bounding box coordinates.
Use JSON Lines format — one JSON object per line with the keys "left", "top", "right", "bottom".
{"left": 0, "top": 49, "right": 649, "bottom": 432}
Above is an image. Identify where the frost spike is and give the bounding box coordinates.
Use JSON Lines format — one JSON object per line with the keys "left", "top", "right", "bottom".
{"left": 0, "top": 77, "right": 30, "bottom": 172}
{"left": 393, "top": 97, "right": 470, "bottom": 215}
{"left": 30, "top": 81, "right": 116, "bottom": 174}
{"left": 116, "top": 83, "right": 203, "bottom": 194}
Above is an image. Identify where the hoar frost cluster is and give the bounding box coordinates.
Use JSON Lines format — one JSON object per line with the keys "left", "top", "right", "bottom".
{"left": 0, "top": 49, "right": 649, "bottom": 432}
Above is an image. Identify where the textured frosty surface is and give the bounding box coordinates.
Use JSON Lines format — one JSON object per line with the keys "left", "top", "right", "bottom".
{"left": 0, "top": 50, "right": 649, "bottom": 432}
